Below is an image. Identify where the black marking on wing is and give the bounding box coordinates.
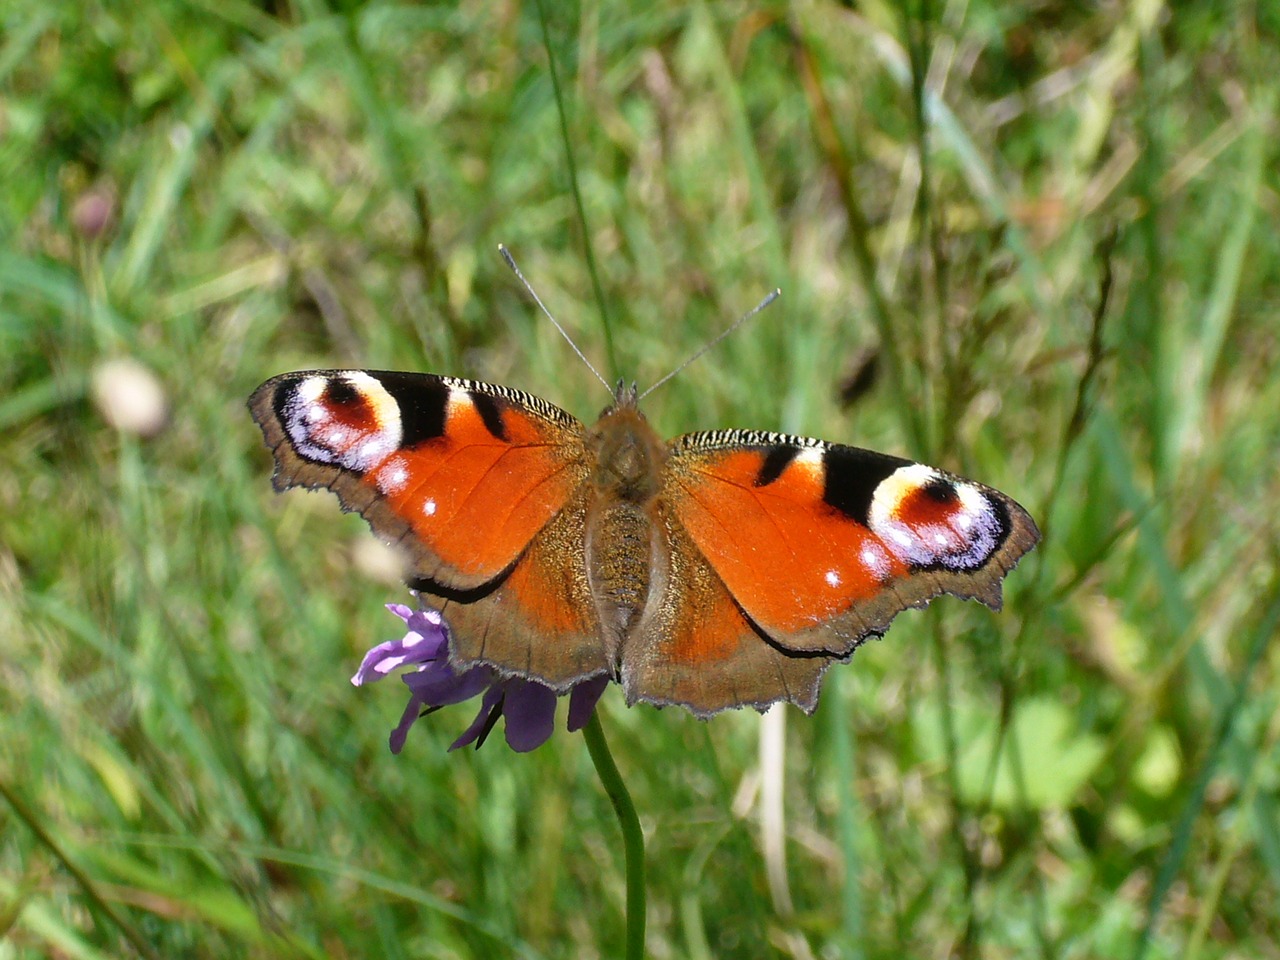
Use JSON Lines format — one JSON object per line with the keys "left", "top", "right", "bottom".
{"left": 754, "top": 445, "right": 800, "bottom": 487}
{"left": 470, "top": 390, "right": 509, "bottom": 442}
{"left": 375, "top": 372, "right": 449, "bottom": 447}
{"left": 323, "top": 377, "right": 362, "bottom": 408}
{"left": 988, "top": 494, "right": 1015, "bottom": 553}
{"left": 821, "top": 446, "right": 911, "bottom": 525}
{"left": 270, "top": 380, "right": 293, "bottom": 427}
{"left": 922, "top": 476, "right": 958, "bottom": 504}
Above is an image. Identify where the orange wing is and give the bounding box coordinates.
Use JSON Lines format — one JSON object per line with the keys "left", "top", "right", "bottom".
{"left": 249, "top": 371, "right": 589, "bottom": 590}
{"left": 421, "top": 483, "right": 612, "bottom": 688}
{"left": 251, "top": 370, "right": 611, "bottom": 687}
{"left": 620, "top": 499, "right": 836, "bottom": 716}
{"left": 663, "top": 430, "right": 1039, "bottom": 659}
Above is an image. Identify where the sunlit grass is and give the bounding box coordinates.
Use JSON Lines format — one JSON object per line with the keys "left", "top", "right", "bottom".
{"left": 2, "top": 2, "right": 1278, "bottom": 957}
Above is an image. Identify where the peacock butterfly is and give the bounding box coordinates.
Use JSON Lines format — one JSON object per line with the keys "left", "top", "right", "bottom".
{"left": 249, "top": 367, "right": 1039, "bottom": 716}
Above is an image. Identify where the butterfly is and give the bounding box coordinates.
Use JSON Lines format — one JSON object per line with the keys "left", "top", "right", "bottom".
{"left": 249, "top": 367, "right": 1039, "bottom": 717}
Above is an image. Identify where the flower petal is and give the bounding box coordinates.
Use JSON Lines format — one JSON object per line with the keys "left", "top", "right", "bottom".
{"left": 402, "top": 606, "right": 447, "bottom": 642}
{"left": 502, "top": 679, "right": 558, "bottom": 752}
{"left": 389, "top": 694, "right": 426, "bottom": 755}
{"left": 351, "top": 606, "right": 448, "bottom": 686}
{"left": 567, "top": 674, "right": 610, "bottom": 732}
{"left": 404, "top": 661, "right": 493, "bottom": 707}
{"left": 450, "top": 686, "right": 506, "bottom": 751}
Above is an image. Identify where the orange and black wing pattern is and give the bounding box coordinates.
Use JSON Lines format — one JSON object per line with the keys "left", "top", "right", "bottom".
{"left": 639, "top": 430, "right": 1038, "bottom": 712}
{"left": 250, "top": 370, "right": 589, "bottom": 590}
{"left": 250, "top": 370, "right": 612, "bottom": 686}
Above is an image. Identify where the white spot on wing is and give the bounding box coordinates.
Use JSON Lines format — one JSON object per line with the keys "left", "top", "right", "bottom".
{"left": 860, "top": 544, "right": 890, "bottom": 580}
{"left": 423, "top": 498, "right": 437, "bottom": 517}
{"left": 358, "top": 438, "right": 388, "bottom": 463}
{"left": 376, "top": 457, "right": 410, "bottom": 496}
{"left": 794, "top": 446, "right": 824, "bottom": 471}
{"left": 446, "top": 387, "right": 472, "bottom": 419}
{"left": 824, "top": 569, "right": 841, "bottom": 588}
{"left": 297, "top": 377, "right": 326, "bottom": 403}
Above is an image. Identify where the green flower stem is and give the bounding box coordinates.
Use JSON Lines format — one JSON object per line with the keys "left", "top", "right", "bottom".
{"left": 582, "top": 712, "right": 645, "bottom": 959}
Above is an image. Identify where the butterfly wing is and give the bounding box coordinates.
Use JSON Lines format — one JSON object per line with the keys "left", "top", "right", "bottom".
{"left": 250, "top": 370, "right": 610, "bottom": 686}
{"left": 620, "top": 499, "right": 836, "bottom": 716}
{"left": 412, "top": 482, "right": 611, "bottom": 687}
{"left": 628, "top": 430, "right": 1038, "bottom": 712}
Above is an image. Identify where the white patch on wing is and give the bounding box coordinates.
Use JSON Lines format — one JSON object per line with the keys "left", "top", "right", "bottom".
{"left": 868, "top": 463, "right": 940, "bottom": 528}
{"left": 824, "top": 569, "right": 841, "bottom": 588}
{"left": 281, "top": 372, "right": 404, "bottom": 471}
{"left": 940, "top": 481, "right": 1002, "bottom": 570}
{"left": 954, "top": 481, "right": 989, "bottom": 518}
{"left": 867, "top": 464, "right": 1004, "bottom": 569}
{"left": 446, "top": 386, "right": 472, "bottom": 420}
{"left": 325, "top": 426, "right": 353, "bottom": 448}
{"left": 358, "top": 437, "right": 390, "bottom": 463}
{"left": 337, "top": 372, "right": 403, "bottom": 470}
{"left": 422, "top": 498, "right": 438, "bottom": 517}
{"left": 794, "top": 446, "right": 825, "bottom": 471}
{"left": 375, "top": 457, "right": 410, "bottom": 496}
{"left": 296, "top": 377, "right": 326, "bottom": 403}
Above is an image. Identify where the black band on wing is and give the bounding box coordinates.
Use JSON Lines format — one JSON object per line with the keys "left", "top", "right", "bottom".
{"left": 754, "top": 445, "right": 800, "bottom": 487}
{"left": 469, "top": 390, "right": 509, "bottom": 442}
{"left": 376, "top": 373, "right": 449, "bottom": 447}
{"left": 821, "top": 446, "right": 911, "bottom": 525}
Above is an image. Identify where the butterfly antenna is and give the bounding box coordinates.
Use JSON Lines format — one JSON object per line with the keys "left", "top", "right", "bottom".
{"left": 638, "top": 288, "right": 781, "bottom": 401}
{"left": 498, "top": 244, "right": 613, "bottom": 395}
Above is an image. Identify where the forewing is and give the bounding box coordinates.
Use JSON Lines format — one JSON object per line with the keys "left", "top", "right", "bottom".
{"left": 249, "top": 370, "right": 589, "bottom": 591}
{"left": 664, "top": 430, "right": 1039, "bottom": 656}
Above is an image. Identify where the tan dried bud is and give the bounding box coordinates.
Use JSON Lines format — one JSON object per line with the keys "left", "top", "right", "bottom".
{"left": 91, "top": 358, "right": 168, "bottom": 438}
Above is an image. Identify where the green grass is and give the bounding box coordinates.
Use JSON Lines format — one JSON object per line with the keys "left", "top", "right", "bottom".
{"left": 3, "top": 1, "right": 1279, "bottom": 957}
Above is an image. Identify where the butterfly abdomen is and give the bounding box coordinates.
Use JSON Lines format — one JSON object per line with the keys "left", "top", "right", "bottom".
{"left": 585, "top": 500, "right": 654, "bottom": 643}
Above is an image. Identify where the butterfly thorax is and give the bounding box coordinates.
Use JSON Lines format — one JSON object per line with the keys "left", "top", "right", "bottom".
{"left": 583, "top": 406, "right": 668, "bottom": 647}
{"left": 585, "top": 405, "right": 667, "bottom": 504}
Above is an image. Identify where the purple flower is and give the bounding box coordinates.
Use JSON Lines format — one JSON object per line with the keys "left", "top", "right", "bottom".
{"left": 352, "top": 603, "right": 609, "bottom": 754}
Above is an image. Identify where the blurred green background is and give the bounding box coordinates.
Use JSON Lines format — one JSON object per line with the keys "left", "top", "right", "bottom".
{"left": 3, "top": 1, "right": 1279, "bottom": 957}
